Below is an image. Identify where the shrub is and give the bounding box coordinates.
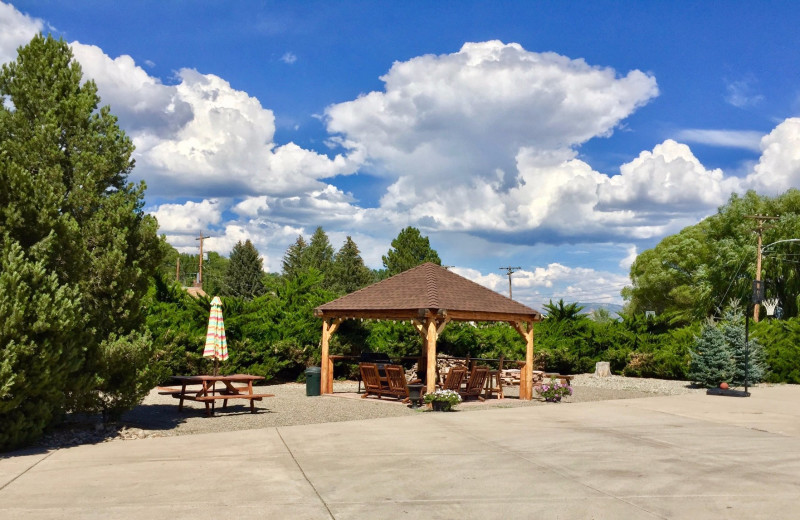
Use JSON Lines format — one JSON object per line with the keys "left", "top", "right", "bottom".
{"left": 689, "top": 307, "right": 766, "bottom": 388}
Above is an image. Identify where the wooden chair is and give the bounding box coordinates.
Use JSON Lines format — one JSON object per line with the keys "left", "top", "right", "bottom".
{"left": 459, "top": 367, "right": 489, "bottom": 402}
{"left": 484, "top": 355, "right": 504, "bottom": 400}
{"left": 438, "top": 366, "right": 467, "bottom": 391}
{"left": 360, "top": 362, "right": 387, "bottom": 399}
{"left": 384, "top": 364, "right": 421, "bottom": 403}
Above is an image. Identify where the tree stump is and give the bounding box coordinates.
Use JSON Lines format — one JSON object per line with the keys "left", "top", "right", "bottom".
{"left": 594, "top": 362, "right": 611, "bottom": 377}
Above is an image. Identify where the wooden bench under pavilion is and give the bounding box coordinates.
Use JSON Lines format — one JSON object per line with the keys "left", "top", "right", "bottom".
{"left": 314, "top": 262, "right": 543, "bottom": 400}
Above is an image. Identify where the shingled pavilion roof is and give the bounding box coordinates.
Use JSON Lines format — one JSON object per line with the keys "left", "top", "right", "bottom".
{"left": 314, "top": 262, "right": 541, "bottom": 322}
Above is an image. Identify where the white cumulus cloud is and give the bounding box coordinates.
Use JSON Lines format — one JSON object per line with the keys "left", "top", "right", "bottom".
{"left": 453, "top": 264, "right": 631, "bottom": 308}
{"left": 674, "top": 129, "right": 763, "bottom": 151}
{"left": 0, "top": 2, "right": 42, "bottom": 65}
{"left": 326, "top": 40, "right": 659, "bottom": 186}
{"left": 149, "top": 199, "right": 224, "bottom": 233}
{"left": 599, "top": 139, "right": 740, "bottom": 212}
{"left": 745, "top": 118, "right": 800, "bottom": 194}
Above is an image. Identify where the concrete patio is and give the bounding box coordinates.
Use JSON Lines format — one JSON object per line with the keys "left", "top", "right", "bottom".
{"left": 2, "top": 384, "right": 799, "bottom": 519}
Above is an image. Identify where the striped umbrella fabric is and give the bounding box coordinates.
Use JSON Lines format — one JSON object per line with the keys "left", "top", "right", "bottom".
{"left": 203, "top": 297, "right": 228, "bottom": 366}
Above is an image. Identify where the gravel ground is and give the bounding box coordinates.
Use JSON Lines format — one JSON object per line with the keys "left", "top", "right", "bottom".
{"left": 35, "top": 375, "right": 708, "bottom": 449}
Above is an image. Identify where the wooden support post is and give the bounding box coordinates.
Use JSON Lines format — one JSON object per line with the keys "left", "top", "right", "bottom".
{"left": 511, "top": 320, "right": 535, "bottom": 400}
{"left": 426, "top": 318, "right": 438, "bottom": 394}
{"left": 321, "top": 320, "right": 331, "bottom": 395}
{"left": 320, "top": 318, "right": 342, "bottom": 395}
{"left": 524, "top": 322, "right": 534, "bottom": 400}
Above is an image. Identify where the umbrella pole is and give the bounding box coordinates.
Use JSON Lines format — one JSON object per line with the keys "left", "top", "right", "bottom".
{"left": 214, "top": 358, "right": 219, "bottom": 376}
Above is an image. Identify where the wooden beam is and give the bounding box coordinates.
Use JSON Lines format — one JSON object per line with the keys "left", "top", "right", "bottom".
{"left": 328, "top": 317, "right": 343, "bottom": 336}
{"left": 316, "top": 309, "right": 425, "bottom": 320}
{"left": 436, "top": 316, "right": 451, "bottom": 336}
{"left": 410, "top": 318, "right": 426, "bottom": 338}
{"left": 320, "top": 318, "right": 344, "bottom": 395}
{"left": 510, "top": 321, "right": 527, "bottom": 338}
{"left": 320, "top": 319, "right": 331, "bottom": 395}
{"left": 443, "top": 310, "right": 542, "bottom": 323}
{"left": 510, "top": 320, "right": 535, "bottom": 400}
{"left": 425, "top": 318, "right": 438, "bottom": 394}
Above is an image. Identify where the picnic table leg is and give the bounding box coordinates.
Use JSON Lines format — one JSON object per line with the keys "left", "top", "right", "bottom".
{"left": 178, "top": 383, "right": 187, "bottom": 411}
{"left": 222, "top": 380, "right": 236, "bottom": 410}
{"left": 201, "top": 381, "right": 213, "bottom": 417}
{"left": 247, "top": 381, "right": 256, "bottom": 413}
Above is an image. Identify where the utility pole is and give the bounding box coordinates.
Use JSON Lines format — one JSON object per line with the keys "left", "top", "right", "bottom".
{"left": 175, "top": 256, "right": 181, "bottom": 283}
{"left": 745, "top": 215, "right": 778, "bottom": 322}
{"left": 195, "top": 233, "right": 211, "bottom": 288}
{"left": 499, "top": 266, "right": 521, "bottom": 299}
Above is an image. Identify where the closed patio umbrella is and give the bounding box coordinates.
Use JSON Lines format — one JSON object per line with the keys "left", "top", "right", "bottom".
{"left": 203, "top": 296, "right": 228, "bottom": 375}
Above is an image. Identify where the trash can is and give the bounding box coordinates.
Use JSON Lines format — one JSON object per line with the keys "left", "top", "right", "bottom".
{"left": 305, "top": 367, "right": 321, "bottom": 396}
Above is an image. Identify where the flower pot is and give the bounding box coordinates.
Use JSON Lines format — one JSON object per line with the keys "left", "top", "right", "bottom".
{"left": 431, "top": 401, "right": 452, "bottom": 412}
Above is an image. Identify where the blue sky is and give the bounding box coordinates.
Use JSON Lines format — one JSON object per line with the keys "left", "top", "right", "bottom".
{"left": 3, "top": 1, "right": 800, "bottom": 309}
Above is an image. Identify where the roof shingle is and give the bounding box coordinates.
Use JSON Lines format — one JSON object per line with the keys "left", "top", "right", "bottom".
{"left": 315, "top": 262, "right": 540, "bottom": 321}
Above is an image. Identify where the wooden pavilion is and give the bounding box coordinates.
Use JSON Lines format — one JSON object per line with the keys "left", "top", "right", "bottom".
{"left": 314, "top": 262, "right": 543, "bottom": 399}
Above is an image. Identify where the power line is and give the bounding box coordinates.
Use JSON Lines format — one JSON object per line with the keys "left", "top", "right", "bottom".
{"left": 499, "top": 266, "right": 521, "bottom": 299}
{"left": 744, "top": 215, "right": 779, "bottom": 322}
{"left": 195, "top": 233, "right": 211, "bottom": 288}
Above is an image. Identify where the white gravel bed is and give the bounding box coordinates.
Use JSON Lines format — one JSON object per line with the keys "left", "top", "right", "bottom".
{"left": 569, "top": 374, "right": 705, "bottom": 395}
{"left": 32, "top": 375, "right": 706, "bottom": 449}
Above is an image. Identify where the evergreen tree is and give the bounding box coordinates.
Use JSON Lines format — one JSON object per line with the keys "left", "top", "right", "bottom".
{"left": 282, "top": 235, "right": 308, "bottom": 279}
{"left": 382, "top": 226, "right": 441, "bottom": 276}
{"left": 689, "top": 318, "right": 733, "bottom": 387}
{"left": 0, "top": 35, "right": 163, "bottom": 446}
{"left": 721, "top": 306, "right": 767, "bottom": 386}
{"left": 0, "top": 241, "right": 84, "bottom": 449}
{"left": 332, "top": 236, "right": 373, "bottom": 294}
{"left": 223, "top": 240, "right": 266, "bottom": 299}
{"left": 304, "top": 227, "right": 335, "bottom": 275}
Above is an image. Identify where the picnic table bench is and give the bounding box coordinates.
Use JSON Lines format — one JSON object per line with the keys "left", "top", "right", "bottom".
{"left": 161, "top": 374, "right": 273, "bottom": 416}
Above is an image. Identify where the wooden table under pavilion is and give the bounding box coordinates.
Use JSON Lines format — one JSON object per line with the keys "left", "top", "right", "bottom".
{"left": 314, "top": 262, "right": 543, "bottom": 399}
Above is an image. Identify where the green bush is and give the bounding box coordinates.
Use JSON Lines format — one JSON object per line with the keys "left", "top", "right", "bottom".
{"left": 753, "top": 318, "right": 800, "bottom": 384}
{"left": 0, "top": 240, "right": 84, "bottom": 451}
{"left": 689, "top": 308, "right": 766, "bottom": 388}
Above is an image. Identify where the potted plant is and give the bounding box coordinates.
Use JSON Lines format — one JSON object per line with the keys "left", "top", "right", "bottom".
{"left": 423, "top": 389, "right": 462, "bottom": 411}
{"left": 537, "top": 378, "right": 573, "bottom": 402}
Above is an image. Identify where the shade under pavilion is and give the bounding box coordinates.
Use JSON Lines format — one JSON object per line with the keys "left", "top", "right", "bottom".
{"left": 313, "top": 262, "right": 543, "bottom": 399}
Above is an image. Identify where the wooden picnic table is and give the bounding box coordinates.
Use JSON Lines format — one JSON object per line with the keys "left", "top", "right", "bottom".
{"left": 163, "top": 374, "right": 273, "bottom": 416}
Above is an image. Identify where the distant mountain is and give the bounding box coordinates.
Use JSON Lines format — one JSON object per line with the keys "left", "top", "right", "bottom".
{"left": 535, "top": 301, "right": 625, "bottom": 319}
{"left": 578, "top": 302, "right": 624, "bottom": 319}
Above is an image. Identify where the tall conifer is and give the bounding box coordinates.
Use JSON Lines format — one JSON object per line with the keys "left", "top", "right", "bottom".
{"left": 332, "top": 236, "right": 373, "bottom": 294}
{"left": 0, "top": 35, "right": 162, "bottom": 448}
{"left": 223, "top": 240, "right": 266, "bottom": 299}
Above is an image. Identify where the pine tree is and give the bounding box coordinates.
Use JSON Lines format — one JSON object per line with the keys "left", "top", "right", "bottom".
{"left": 223, "top": 240, "right": 266, "bottom": 299}
{"left": 0, "top": 241, "right": 84, "bottom": 449}
{"left": 332, "top": 236, "right": 373, "bottom": 294}
{"left": 721, "top": 307, "right": 767, "bottom": 386}
{"left": 382, "top": 226, "right": 441, "bottom": 276}
{"left": 0, "top": 35, "right": 163, "bottom": 445}
{"left": 282, "top": 235, "right": 308, "bottom": 279}
{"left": 305, "top": 227, "right": 335, "bottom": 274}
{"left": 689, "top": 318, "right": 733, "bottom": 388}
